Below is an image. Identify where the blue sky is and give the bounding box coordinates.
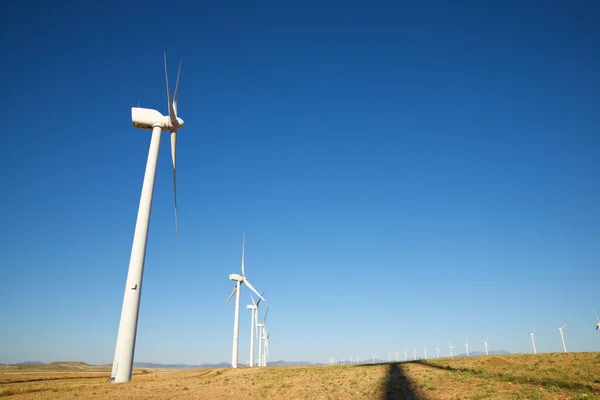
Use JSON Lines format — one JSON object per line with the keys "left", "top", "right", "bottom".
{"left": 1, "top": 0, "right": 599, "bottom": 365}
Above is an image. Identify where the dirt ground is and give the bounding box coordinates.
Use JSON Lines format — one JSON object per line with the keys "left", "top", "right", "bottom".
{"left": 1, "top": 352, "right": 598, "bottom": 399}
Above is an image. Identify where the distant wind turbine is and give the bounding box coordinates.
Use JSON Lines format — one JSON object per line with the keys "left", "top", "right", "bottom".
{"left": 481, "top": 337, "right": 489, "bottom": 356}
{"left": 396, "top": 349, "right": 399, "bottom": 362}
{"left": 448, "top": 341, "right": 455, "bottom": 358}
{"left": 404, "top": 348, "right": 408, "bottom": 362}
{"left": 226, "top": 235, "right": 265, "bottom": 368}
{"left": 594, "top": 310, "right": 600, "bottom": 332}
{"left": 465, "top": 337, "right": 470, "bottom": 357}
{"left": 413, "top": 348, "right": 417, "bottom": 361}
{"left": 558, "top": 324, "right": 568, "bottom": 353}
{"left": 256, "top": 307, "right": 269, "bottom": 366}
{"left": 529, "top": 330, "right": 537, "bottom": 354}
{"left": 436, "top": 344, "right": 440, "bottom": 359}
{"left": 424, "top": 345, "right": 428, "bottom": 360}
{"left": 246, "top": 292, "right": 263, "bottom": 367}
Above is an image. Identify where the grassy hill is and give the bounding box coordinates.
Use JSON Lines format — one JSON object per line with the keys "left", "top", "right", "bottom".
{"left": 1, "top": 352, "right": 598, "bottom": 399}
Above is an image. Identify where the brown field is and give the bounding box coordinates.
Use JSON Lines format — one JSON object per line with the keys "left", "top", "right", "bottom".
{"left": 1, "top": 352, "right": 598, "bottom": 399}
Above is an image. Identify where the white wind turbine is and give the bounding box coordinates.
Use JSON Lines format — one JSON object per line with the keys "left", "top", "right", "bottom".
{"left": 395, "top": 349, "right": 399, "bottom": 362}
{"left": 246, "top": 292, "right": 264, "bottom": 367}
{"left": 436, "top": 344, "right": 440, "bottom": 359}
{"left": 404, "top": 348, "right": 408, "bottom": 362}
{"left": 110, "top": 51, "right": 184, "bottom": 384}
{"left": 465, "top": 337, "right": 470, "bottom": 356}
{"left": 529, "top": 330, "right": 537, "bottom": 354}
{"left": 448, "top": 341, "right": 455, "bottom": 358}
{"left": 388, "top": 353, "right": 391, "bottom": 362}
{"left": 226, "top": 235, "right": 265, "bottom": 368}
{"left": 481, "top": 337, "right": 489, "bottom": 356}
{"left": 557, "top": 324, "right": 568, "bottom": 353}
{"left": 263, "top": 331, "right": 270, "bottom": 367}
{"left": 372, "top": 354, "right": 375, "bottom": 364}
{"left": 424, "top": 345, "right": 428, "bottom": 360}
{"left": 256, "top": 307, "right": 269, "bottom": 367}
{"left": 594, "top": 310, "right": 600, "bottom": 332}
{"left": 413, "top": 348, "right": 417, "bottom": 360}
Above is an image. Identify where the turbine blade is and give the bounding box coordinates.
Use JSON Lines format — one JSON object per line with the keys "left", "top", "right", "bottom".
{"left": 263, "top": 306, "right": 270, "bottom": 323}
{"left": 595, "top": 310, "right": 600, "bottom": 322}
{"left": 170, "top": 131, "right": 178, "bottom": 239}
{"left": 225, "top": 285, "right": 238, "bottom": 304}
{"left": 249, "top": 292, "right": 256, "bottom": 306}
{"left": 244, "top": 279, "right": 264, "bottom": 301}
{"left": 173, "top": 58, "right": 182, "bottom": 116}
{"left": 163, "top": 51, "right": 177, "bottom": 126}
{"left": 256, "top": 292, "right": 264, "bottom": 307}
{"left": 241, "top": 234, "right": 245, "bottom": 277}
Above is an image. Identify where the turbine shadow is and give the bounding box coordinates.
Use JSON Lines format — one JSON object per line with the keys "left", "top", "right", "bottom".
{"left": 381, "top": 362, "right": 421, "bottom": 400}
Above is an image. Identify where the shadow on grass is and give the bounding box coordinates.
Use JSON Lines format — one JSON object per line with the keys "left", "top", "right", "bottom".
{"left": 381, "top": 362, "right": 421, "bottom": 400}
{"left": 414, "top": 360, "right": 595, "bottom": 394}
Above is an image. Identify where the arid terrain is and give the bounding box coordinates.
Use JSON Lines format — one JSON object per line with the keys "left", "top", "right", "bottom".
{"left": 1, "top": 353, "right": 598, "bottom": 399}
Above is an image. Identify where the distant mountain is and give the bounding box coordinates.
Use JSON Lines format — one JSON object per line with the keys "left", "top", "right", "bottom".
{"left": 454, "top": 350, "right": 511, "bottom": 357}
{"left": 134, "top": 362, "right": 235, "bottom": 369}
{"left": 267, "top": 360, "right": 326, "bottom": 367}
{"left": 16, "top": 361, "right": 45, "bottom": 365}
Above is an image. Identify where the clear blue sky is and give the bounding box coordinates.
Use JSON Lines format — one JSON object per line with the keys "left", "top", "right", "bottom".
{"left": 1, "top": 0, "right": 599, "bottom": 365}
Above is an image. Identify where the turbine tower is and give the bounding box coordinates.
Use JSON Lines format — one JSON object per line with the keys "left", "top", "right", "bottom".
{"left": 424, "top": 345, "right": 428, "bottom": 360}
{"left": 448, "top": 341, "right": 455, "bottom": 358}
{"left": 226, "top": 235, "right": 265, "bottom": 368}
{"left": 395, "top": 349, "right": 399, "bottom": 362}
{"left": 482, "top": 337, "right": 489, "bottom": 356}
{"left": 436, "top": 344, "right": 440, "bottom": 359}
{"left": 110, "top": 51, "right": 184, "bottom": 384}
{"left": 594, "top": 310, "right": 600, "bottom": 332}
{"left": 465, "top": 337, "right": 470, "bottom": 357}
{"left": 404, "top": 348, "right": 408, "bottom": 362}
{"left": 558, "top": 324, "right": 568, "bottom": 353}
{"left": 246, "top": 292, "right": 263, "bottom": 367}
{"left": 413, "top": 348, "right": 417, "bottom": 360}
{"left": 529, "top": 330, "right": 537, "bottom": 354}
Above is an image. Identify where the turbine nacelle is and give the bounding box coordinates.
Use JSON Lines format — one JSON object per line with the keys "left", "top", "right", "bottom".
{"left": 229, "top": 273, "right": 244, "bottom": 282}
{"left": 132, "top": 107, "right": 185, "bottom": 130}
{"left": 247, "top": 304, "right": 257, "bottom": 310}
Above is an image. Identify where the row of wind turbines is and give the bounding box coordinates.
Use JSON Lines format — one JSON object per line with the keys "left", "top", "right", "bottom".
{"left": 225, "top": 234, "right": 271, "bottom": 369}
{"left": 332, "top": 314, "right": 600, "bottom": 365}
{"left": 106, "top": 52, "right": 600, "bottom": 383}
{"left": 109, "top": 52, "right": 270, "bottom": 383}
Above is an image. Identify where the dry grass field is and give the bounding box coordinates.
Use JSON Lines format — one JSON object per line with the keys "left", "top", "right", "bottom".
{"left": 1, "top": 353, "right": 598, "bottom": 399}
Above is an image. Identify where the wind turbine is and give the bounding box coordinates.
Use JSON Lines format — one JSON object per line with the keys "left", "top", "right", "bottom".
{"left": 246, "top": 292, "right": 263, "bottom": 367}
{"left": 256, "top": 307, "right": 269, "bottom": 367}
{"left": 372, "top": 354, "right": 375, "bottom": 364}
{"left": 529, "top": 330, "right": 537, "bottom": 354}
{"left": 594, "top": 310, "right": 600, "bottom": 332}
{"left": 388, "top": 353, "right": 391, "bottom": 362}
{"left": 263, "top": 331, "right": 270, "bottom": 367}
{"left": 465, "top": 337, "right": 470, "bottom": 357}
{"left": 448, "top": 341, "right": 455, "bottom": 358}
{"left": 413, "top": 348, "right": 417, "bottom": 360}
{"left": 424, "top": 345, "right": 428, "bottom": 360}
{"left": 395, "top": 349, "right": 399, "bottom": 362}
{"left": 404, "top": 348, "right": 408, "bottom": 362}
{"left": 558, "top": 324, "right": 568, "bottom": 353}
{"left": 110, "top": 51, "right": 184, "bottom": 384}
{"left": 436, "top": 344, "right": 440, "bottom": 359}
{"left": 226, "top": 235, "right": 265, "bottom": 368}
{"left": 481, "top": 337, "right": 489, "bottom": 356}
